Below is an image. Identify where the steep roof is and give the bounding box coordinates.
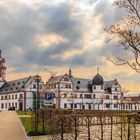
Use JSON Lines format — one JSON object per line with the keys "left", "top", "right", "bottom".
{"left": 0, "top": 76, "right": 36, "bottom": 94}
{"left": 70, "top": 77, "right": 91, "bottom": 92}
{"left": 46, "top": 74, "right": 68, "bottom": 84}
{"left": 104, "top": 81, "right": 114, "bottom": 89}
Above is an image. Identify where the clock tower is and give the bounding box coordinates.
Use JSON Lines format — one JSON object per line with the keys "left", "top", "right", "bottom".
{"left": 0, "top": 50, "right": 6, "bottom": 86}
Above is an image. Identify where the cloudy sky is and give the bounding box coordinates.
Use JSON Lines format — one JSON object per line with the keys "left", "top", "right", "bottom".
{"left": 0, "top": 0, "right": 140, "bottom": 93}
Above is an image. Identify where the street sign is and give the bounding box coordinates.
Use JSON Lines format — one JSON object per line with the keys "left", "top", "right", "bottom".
{"left": 45, "top": 92, "right": 55, "bottom": 100}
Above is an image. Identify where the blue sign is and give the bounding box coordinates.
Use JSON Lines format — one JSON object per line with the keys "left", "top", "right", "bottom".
{"left": 45, "top": 92, "right": 54, "bottom": 100}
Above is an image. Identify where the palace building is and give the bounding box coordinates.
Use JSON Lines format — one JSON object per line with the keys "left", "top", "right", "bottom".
{"left": 46, "top": 69, "right": 140, "bottom": 110}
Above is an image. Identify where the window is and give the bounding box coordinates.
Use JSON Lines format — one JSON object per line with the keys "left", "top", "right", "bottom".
{"left": 94, "top": 86, "right": 96, "bottom": 90}
{"left": 76, "top": 86, "right": 80, "bottom": 90}
{"left": 5, "top": 103, "right": 7, "bottom": 108}
{"left": 20, "top": 94, "right": 23, "bottom": 98}
{"left": 12, "top": 95, "right": 14, "bottom": 99}
{"left": 106, "top": 103, "right": 110, "bottom": 108}
{"left": 64, "top": 78, "right": 69, "bottom": 81}
{"left": 9, "top": 95, "right": 11, "bottom": 99}
{"left": 115, "top": 88, "right": 117, "bottom": 91}
{"left": 68, "top": 85, "right": 71, "bottom": 88}
{"left": 17, "top": 82, "right": 20, "bottom": 85}
{"left": 64, "top": 103, "right": 67, "bottom": 108}
{"left": 15, "top": 94, "right": 17, "bottom": 99}
{"left": 84, "top": 94, "right": 91, "bottom": 99}
{"left": 114, "top": 104, "right": 118, "bottom": 108}
{"left": 64, "top": 93, "right": 67, "bottom": 98}
{"left": 80, "top": 94, "right": 83, "bottom": 98}
{"left": 114, "top": 96, "right": 118, "bottom": 100}
{"left": 1, "top": 103, "right": 4, "bottom": 109}
{"left": 82, "top": 105, "right": 85, "bottom": 109}
{"left": 33, "top": 84, "right": 36, "bottom": 89}
{"left": 106, "top": 95, "right": 110, "bottom": 99}
{"left": 77, "top": 81, "right": 80, "bottom": 84}
{"left": 88, "top": 104, "right": 91, "bottom": 110}
{"left": 1, "top": 96, "right": 3, "bottom": 100}
{"left": 70, "top": 103, "right": 73, "bottom": 109}
{"left": 5, "top": 95, "right": 7, "bottom": 100}
{"left": 74, "top": 104, "right": 77, "bottom": 108}
{"left": 12, "top": 102, "right": 14, "bottom": 107}
{"left": 65, "top": 84, "right": 69, "bottom": 88}
{"left": 93, "top": 94, "right": 96, "bottom": 99}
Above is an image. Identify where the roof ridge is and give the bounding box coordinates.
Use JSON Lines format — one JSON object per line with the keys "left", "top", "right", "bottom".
{"left": 7, "top": 76, "right": 35, "bottom": 83}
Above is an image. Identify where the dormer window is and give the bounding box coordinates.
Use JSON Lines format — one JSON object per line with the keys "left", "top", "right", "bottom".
{"left": 17, "top": 82, "right": 20, "bottom": 85}
{"left": 64, "top": 77, "right": 69, "bottom": 81}
{"left": 33, "top": 84, "right": 36, "bottom": 89}
{"left": 77, "top": 81, "right": 80, "bottom": 84}
{"left": 76, "top": 86, "right": 80, "bottom": 90}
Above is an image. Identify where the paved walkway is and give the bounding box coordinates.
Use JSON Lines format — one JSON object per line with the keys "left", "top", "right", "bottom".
{"left": 0, "top": 111, "right": 27, "bottom": 140}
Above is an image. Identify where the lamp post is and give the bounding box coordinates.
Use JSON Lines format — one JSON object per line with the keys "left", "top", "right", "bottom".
{"left": 18, "top": 96, "right": 23, "bottom": 111}
{"left": 36, "top": 75, "right": 40, "bottom": 110}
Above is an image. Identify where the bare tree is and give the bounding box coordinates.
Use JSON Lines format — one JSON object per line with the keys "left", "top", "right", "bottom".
{"left": 106, "top": 0, "right": 140, "bottom": 72}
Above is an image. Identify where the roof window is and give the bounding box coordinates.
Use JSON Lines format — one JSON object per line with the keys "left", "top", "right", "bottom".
{"left": 77, "top": 81, "right": 80, "bottom": 84}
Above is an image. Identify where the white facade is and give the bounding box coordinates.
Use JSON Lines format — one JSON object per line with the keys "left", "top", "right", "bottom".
{"left": 45, "top": 72, "right": 140, "bottom": 111}
{"left": 0, "top": 76, "right": 44, "bottom": 111}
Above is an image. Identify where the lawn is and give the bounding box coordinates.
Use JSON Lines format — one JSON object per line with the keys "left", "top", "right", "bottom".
{"left": 16, "top": 111, "right": 33, "bottom": 116}
{"left": 20, "top": 117, "right": 33, "bottom": 135}
{"left": 17, "top": 111, "right": 48, "bottom": 136}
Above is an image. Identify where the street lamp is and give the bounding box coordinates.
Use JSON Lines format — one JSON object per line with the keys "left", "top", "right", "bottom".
{"left": 18, "top": 96, "right": 23, "bottom": 111}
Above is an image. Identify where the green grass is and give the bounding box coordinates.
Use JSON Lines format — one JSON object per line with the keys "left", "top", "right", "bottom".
{"left": 17, "top": 111, "right": 48, "bottom": 136}
{"left": 20, "top": 117, "right": 33, "bottom": 135}
{"left": 16, "top": 111, "right": 33, "bottom": 116}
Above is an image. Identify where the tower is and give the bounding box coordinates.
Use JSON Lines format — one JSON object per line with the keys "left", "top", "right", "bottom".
{"left": 0, "top": 50, "right": 6, "bottom": 82}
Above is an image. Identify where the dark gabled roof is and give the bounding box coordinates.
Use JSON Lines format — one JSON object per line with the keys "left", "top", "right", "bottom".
{"left": 46, "top": 74, "right": 69, "bottom": 84}
{"left": 0, "top": 76, "right": 36, "bottom": 94}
